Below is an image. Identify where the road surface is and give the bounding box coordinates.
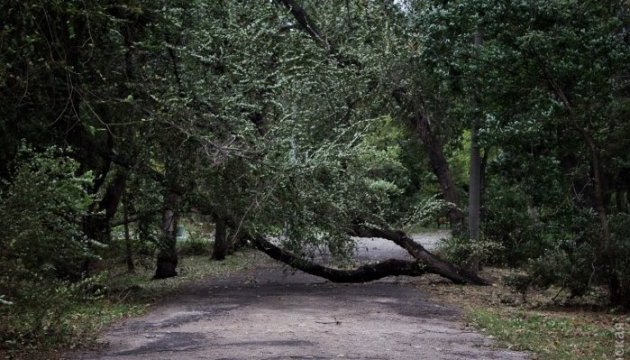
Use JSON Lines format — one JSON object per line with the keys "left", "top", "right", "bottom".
{"left": 73, "top": 231, "right": 529, "bottom": 360}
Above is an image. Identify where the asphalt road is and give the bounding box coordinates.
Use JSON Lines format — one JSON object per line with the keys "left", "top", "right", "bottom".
{"left": 72, "top": 231, "right": 530, "bottom": 360}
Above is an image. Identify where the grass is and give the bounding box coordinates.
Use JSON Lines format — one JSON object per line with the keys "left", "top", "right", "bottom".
{"left": 1, "top": 249, "right": 269, "bottom": 360}
{"left": 468, "top": 307, "right": 623, "bottom": 359}
{"left": 417, "top": 268, "right": 629, "bottom": 360}
{"left": 104, "top": 251, "right": 263, "bottom": 297}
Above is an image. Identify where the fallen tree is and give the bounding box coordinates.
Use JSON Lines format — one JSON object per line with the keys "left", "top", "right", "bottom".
{"left": 348, "top": 226, "right": 490, "bottom": 285}
{"left": 250, "top": 227, "right": 490, "bottom": 285}
{"left": 252, "top": 236, "right": 428, "bottom": 283}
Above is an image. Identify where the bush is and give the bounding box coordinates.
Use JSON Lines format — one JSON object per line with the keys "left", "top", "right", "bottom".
{"left": 0, "top": 276, "right": 103, "bottom": 351}
{"left": 0, "top": 145, "right": 99, "bottom": 352}
{"left": 0, "top": 145, "right": 96, "bottom": 281}
{"left": 525, "top": 209, "right": 630, "bottom": 307}
{"left": 482, "top": 183, "right": 542, "bottom": 265}
{"left": 527, "top": 235, "right": 598, "bottom": 299}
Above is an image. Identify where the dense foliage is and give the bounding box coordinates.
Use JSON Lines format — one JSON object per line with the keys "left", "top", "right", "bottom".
{"left": 0, "top": 0, "right": 628, "bottom": 352}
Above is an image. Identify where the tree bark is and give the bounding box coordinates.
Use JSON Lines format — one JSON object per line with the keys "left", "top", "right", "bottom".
{"left": 406, "top": 112, "right": 464, "bottom": 227}
{"left": 212, "top": 217, "right": 228, "bottom": 261}
{"left": 468, "top": 31, "right": 483, "bottom": 272}
{"left": 84, "top": 170, "right": 128, "bottom": 244}
{"left": 123, "top": 190, "right": 135, "bottom": 273}
{"left": 154, "top": 192, "right": 179, "bottom": 279}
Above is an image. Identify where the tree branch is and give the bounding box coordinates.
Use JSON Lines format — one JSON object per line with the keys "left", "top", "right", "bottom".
{"left": 274, "top": 0, "right": 361, "bottom": 68}
{"left": 348, "top": 225, "right": 491, "bottom": 285}
{"left": 275, "top": 0, "right": 329, "bottom": 49}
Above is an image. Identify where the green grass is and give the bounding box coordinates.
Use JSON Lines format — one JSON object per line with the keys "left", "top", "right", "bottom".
{"left": 105, "top": 251, "right": 259, "bottom": 297}
{"left": 467, "top": 307, "right": 626, "bottom": 359}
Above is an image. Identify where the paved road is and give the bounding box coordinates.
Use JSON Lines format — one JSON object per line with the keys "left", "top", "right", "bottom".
{"left": 73, "top": 232, "right": 530, "bottom": 360}
{"left": 354, "top": 229, "right": 450, "bottom": 261}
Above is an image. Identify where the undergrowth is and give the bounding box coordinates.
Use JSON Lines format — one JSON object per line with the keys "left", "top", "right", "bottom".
{"left": 418, "top": 267, "right": 629, "bottom": 360}
{"left": 0, "top": 250, "right": 265, "bottom": 360}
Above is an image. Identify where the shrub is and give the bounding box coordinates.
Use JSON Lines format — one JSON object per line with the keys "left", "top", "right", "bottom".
{"left": 482, "top": 183, "right": 541, "bottom": 265}
{"left": 0, "top": 145, "right": 96, "bottom": 281}
{"left": 0, "top": 145, "right": 99, "bottom": 351}
{"left": 0, "top": 276, "right": 104, "bottom": 351}
{"left": 526, "top": 209, "right": 630, "bottom": 307}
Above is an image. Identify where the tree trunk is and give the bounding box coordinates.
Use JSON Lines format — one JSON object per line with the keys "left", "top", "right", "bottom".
{"left": 479, "top": 149, "right": 489, "bottom": 224}
{"left": 468, "top": 30, "right": 483, "bottom": 272}
{"left": 413, "top": 114, "right": 464, "bottom": 227}
{"left": 84, "top": 170, "right": 128, "bottom": 244}
{"left": 212, "top": 217, "right": 228, "bottom": 261}
{"left": 80, "top": 170, "right": 128, "bottom": 278}
{"left": 123, "top": 190, "right": 135, "bottom": 273}
{"left": 274, "top": 0, "right": 361, "bottom": 68}
{"left": 228, "top": 226, "right": 248, "bottom": 253}
{"left": 277, "top": 0, "right": 461, "bottom": 226}
{"left": 616, "top": 187, "right": 627, "bottom": 213}
{"left": 137, "top": 214, "right": 155, "bottom": 256}
{"left": 468, "top": 126, "right": 481, "bottom": 238}
{"left": 154, "top": 192, "right": 179, "bottom": 279}
{"left": 580, "top": 130, "right": 625, "bottom": 306}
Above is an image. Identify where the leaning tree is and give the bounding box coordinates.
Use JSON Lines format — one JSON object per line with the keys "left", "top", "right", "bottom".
{"left": 135, "top": 0, "right": 489, "bottom": 284}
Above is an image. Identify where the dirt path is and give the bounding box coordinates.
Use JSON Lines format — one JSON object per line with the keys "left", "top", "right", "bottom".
{"left": 74, "top": 232, "right": 529, "bottom": 360}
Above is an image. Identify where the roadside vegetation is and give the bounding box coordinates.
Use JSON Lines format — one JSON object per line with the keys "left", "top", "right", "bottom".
{"left": 0, "top": 221, "right": 266, "bottom": 360}
{"left": 1, "top": 251, "right": 264, "bottom": 360}
{"left": 420, "top": 265, "right": 628, "bottom": 360}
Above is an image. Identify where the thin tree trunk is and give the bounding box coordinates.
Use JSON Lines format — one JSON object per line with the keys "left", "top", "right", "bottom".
{"left": 616, "top": 187, "right": 627, "bottom": 213}
{"left": 468, "top": 126, "right": 481, "bottom": 241}
{"left": 468, "top": 31, "right": 483, "bottom": 272}
{"left": 123, "top": 190, "right": 135, "bottom": 273}
{"left": 84, "top": 170, "right": 128, "bottom": 244}
{"left": 154, "top": 192, "right": 179, "bottom": 279}
{"left": 81, "top": 170, "right": 128, "bottom": 278}
{"left": 212, "top": 217, "right": 228, "bottom": 261}
{"left": 479, "top": 149, "right": 489, "bottom": 223}
{"left": 583, "top": 134, "right": 612, "bottom": 252}
{"left": 585, "top": 138, "right": 620, "bottom": 304}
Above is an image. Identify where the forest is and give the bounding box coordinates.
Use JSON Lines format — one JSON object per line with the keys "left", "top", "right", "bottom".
{"left": 0, "top": 1, "right": 629, "bottom": 359}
